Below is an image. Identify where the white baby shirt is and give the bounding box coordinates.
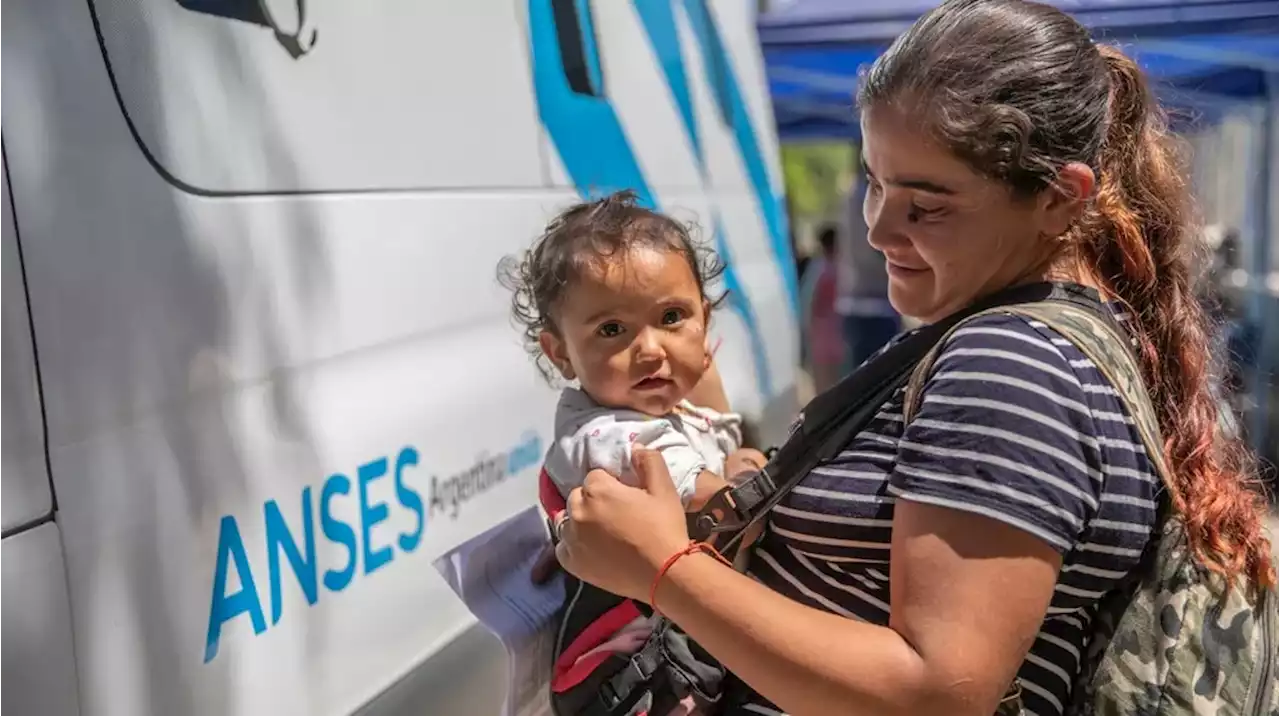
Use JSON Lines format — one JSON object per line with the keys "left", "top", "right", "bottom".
{"left": 543, "top": 388, "right": 744, "bottom": 506}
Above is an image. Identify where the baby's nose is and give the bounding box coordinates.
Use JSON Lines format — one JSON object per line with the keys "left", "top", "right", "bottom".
{"left": 634, "top": 331, "right": 667, "bottom": 360}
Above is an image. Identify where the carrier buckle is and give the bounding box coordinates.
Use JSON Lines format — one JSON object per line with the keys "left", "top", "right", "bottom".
{"left": 689, "top": 469, "right": 775, "bottom": 541}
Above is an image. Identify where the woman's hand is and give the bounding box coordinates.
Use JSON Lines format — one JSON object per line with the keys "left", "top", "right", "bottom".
{"left": 555, "top": 448, "right": 691, "bottom": 602}
{"left": 725, "top": 447, "right": 768, "bottom": 482}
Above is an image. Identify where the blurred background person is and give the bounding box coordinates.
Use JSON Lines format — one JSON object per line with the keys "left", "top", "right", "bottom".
{"left": 799, "top": 224, "right": 845, "bottom": 392}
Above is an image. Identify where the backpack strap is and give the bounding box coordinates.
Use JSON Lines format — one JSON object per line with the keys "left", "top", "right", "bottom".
{"left": 903, "top": 299, "right": 1170, "bottom": 480}
{"left": 1002, "top": 302, "right": 1168, "bottom": 476}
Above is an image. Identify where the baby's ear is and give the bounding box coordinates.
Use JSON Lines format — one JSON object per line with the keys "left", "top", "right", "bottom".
{"left": 538, "top": 330, "right": 576, "bottom": 380}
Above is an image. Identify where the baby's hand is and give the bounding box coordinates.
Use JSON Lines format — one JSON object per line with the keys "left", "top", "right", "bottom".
{"left": 724, "top": 448, "right": 768, "bottom": 483}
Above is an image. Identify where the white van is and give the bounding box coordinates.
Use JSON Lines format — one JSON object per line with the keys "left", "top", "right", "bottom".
{"left": 1, "top": 1, "right": 798, "bottom": 714}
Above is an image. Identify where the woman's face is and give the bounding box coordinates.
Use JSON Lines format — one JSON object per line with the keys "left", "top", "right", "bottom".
{"left": 860, "top": 106, "right": 1079, "bottom": 324}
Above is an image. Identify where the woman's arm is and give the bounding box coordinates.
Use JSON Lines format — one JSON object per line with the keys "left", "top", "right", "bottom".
{"left": 686, "top": 354, "right": 731, "bottom": 414}
{"left": 557, "top": 451, "right": 1061, "bottom": 716}
{"left": 656, "top": 501, "right": 1060, "bottom": 716}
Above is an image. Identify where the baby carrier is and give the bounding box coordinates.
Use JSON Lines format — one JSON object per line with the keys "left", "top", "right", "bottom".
{"left": 540, "top": 468, "right": 725, "bottom": 715}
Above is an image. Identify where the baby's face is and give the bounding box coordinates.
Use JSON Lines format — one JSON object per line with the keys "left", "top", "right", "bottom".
{"left": 540, "top": 246, "right": 709, "bottom": 416}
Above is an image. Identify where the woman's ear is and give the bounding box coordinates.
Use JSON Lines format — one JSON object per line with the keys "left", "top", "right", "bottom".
{"left": 538, "top": 330, "right": 576, "bottom": 380}
{"left": 1040, "top": 162, "right": 1096, "bottom": 238}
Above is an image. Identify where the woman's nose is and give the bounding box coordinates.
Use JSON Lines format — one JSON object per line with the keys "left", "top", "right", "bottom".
{"left": 866, "top": 220, "right": 892, "bottom": 253}
{"left": 864, "top": 198, "right": 902, "bottom": 253}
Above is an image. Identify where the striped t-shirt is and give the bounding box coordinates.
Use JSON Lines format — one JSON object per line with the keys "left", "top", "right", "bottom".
{"left": 738, "top": 308, "right": 1160, "bottom": 716}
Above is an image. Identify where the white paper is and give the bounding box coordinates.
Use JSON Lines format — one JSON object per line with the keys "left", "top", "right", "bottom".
{"left": 434, "top": 507, "right": 565, "bottom": 716}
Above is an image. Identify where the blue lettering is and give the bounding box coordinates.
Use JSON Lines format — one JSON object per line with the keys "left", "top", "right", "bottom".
{"left": 203, "top": 442, "right": 484, "bottom": 662}
{"left": 204, "top": 516, "right": 266, "bottom": 663}
{"left": 265, "top": 487, "right": 318, "bottom": 625}
{"left": 321, "top": 473, "right": 357, "bottom": 592}
{"left": 395, "top": 447, "right": 425, "bottom": 553}
{"left": 358, "top": 457, "right": 393, "bottom": 575}
{"left": 508, "top": 431, "right": 543, "bottom": 474}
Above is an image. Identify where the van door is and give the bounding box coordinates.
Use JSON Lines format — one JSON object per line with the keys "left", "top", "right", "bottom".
{"left": 1, "top": 151, "right": 82, "bottom": 716}
{"left": 2, "top": 0, "right": 562, "bottom": 713}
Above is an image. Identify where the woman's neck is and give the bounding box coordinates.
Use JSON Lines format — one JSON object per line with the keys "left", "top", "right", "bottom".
{"left": 1021, "top": 247, "right": 1112, "bottom": 301}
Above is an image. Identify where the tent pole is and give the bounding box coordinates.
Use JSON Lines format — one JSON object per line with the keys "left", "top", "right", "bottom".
{"left": 1246, "top": 72, "right": 1278, "bottom": 469}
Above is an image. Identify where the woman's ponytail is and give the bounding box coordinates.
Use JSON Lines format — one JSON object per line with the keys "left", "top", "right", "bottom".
{"left": 1081, "top": 45, "right": 1274, "bottom": 594}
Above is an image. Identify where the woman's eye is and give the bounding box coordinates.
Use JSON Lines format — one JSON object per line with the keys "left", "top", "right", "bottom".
{"left": 597, "top": 322, "right": 623, "bottom": 338}
{"left": 909, "top": 203, "right": 945, "bottom": 221}
{"left": 661, "top": 309, "right": 684, "bottom": 325}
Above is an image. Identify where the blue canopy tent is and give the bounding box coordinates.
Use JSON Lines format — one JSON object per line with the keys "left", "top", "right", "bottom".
{"left": 758, "top": 0, "right": 1279, "bottom": 474}
{"left": 759, "top": 0, "right": 1277, "bottom": 138}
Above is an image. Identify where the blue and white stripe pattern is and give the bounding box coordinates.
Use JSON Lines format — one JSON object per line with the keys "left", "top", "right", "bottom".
{"left": 740, "top": 307, "right": 1159, "bottom": 716}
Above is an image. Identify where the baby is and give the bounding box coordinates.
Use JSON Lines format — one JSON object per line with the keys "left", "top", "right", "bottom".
{"left": 501, "top": 189, "right": 766, "bottom": 518}
{"left": 501, "top": 190, "right": 765, "bottom": 714}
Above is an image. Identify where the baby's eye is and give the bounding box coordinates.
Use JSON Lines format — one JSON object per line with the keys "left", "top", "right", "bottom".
{"left": 597, "top": 322, "right": 624, "bottom": 338}
{"left": 661, "top": 309, "right": 685, "bottom": 325}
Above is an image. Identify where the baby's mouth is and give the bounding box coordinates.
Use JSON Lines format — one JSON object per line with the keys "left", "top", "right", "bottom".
{"left": 634, "top": 376, "right": 674, "bottom": 391}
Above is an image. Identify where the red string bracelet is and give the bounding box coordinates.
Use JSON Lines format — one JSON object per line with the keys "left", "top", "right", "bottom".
{"left": 649, "top": 541, "right": 732, "bottom": 617}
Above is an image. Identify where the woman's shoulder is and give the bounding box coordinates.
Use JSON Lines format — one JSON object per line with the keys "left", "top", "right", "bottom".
{"left": 943, "top": 308, "right": 1080, "bottom": 350}
{"left": 893, "top": 307, "right": 1157, "bottom": 556}
{"left": 926, "top": 310, "right": 1094, "bottom": 392}
{"left": 930, "top": 307, "right": 1136, "bottom": 387}
{"left": 880, "top": 305, "right": 1138, "bottom": 415}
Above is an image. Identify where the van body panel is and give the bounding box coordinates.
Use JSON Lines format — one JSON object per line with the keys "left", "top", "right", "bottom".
{"left": 1, "top": 0, "right": 797, "bottom": 713}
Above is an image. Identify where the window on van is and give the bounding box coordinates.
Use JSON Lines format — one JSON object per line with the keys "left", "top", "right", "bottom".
{"left": 551, "top": 0, "right": 605, "bottom": 97}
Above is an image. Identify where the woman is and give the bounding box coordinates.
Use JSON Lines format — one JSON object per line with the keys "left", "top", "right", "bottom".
{"left": 550, "top": 1, "right": 1275, "bottom": 714}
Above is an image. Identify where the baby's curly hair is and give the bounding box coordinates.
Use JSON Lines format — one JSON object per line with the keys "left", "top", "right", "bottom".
{"left": 498, "top": 190, "right": 726, "bottom": 381}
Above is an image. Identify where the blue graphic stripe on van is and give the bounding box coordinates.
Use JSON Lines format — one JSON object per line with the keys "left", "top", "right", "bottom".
{"left": 528, "top": 0, "right": 771, "bottom": 398}
{"left": 529, "top": 0, "right": 648, "bottom": 200}
{"left": 710, "top": 215, "right": 771, "bottom": 395}
{"left": 632, "top": 0, "right": 701, "bottom": 162}
{"left": 681, "top": 0, "right": 798, "bottom": 315}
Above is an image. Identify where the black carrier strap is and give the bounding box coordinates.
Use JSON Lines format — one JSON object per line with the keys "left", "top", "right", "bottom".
{"left": 691, "top": 281, "right": 1112, "bottom": 551}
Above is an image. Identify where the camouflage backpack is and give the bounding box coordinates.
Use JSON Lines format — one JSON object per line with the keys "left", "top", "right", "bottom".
{"left": 905, "top": 299, "right": 1279, "bottom": 716}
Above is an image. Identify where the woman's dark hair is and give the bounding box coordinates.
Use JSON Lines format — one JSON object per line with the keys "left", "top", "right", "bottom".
{"left": 859, "top": 0, "right": 1274, "bottom": 592}
{"left": 499, "top": 190, "right": 726, "bottom": 381}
